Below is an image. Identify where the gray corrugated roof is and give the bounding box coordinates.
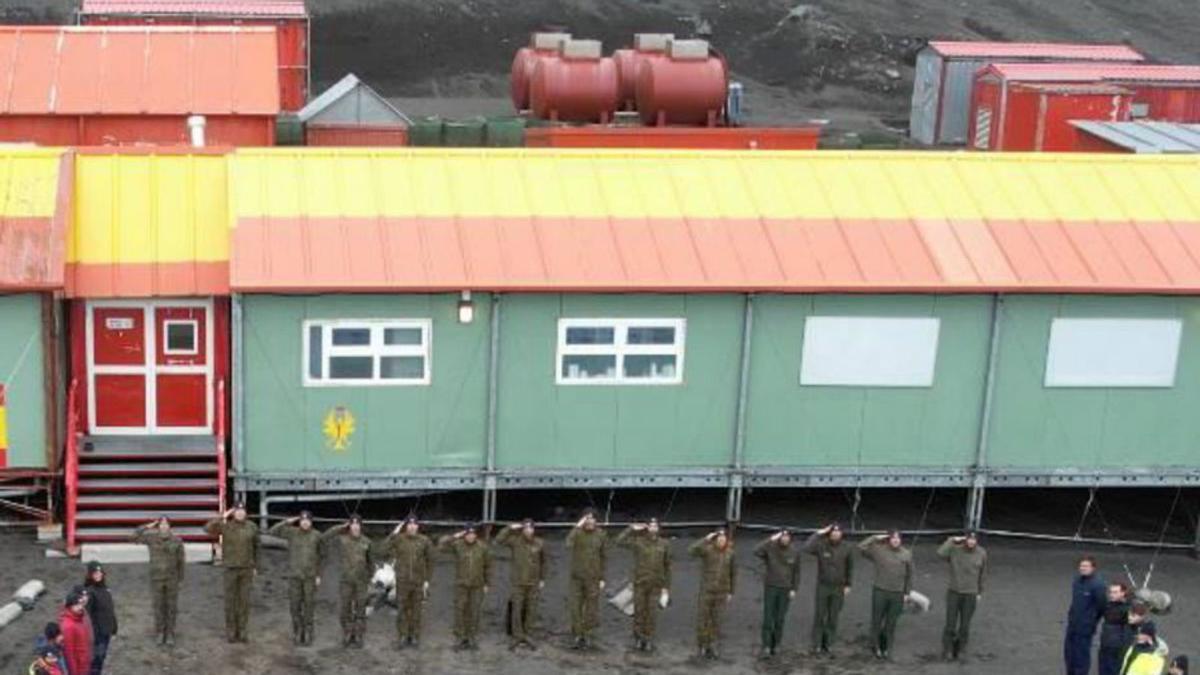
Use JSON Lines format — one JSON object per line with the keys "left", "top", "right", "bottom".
{"left": 1071, "top": 121, "right": 1200, "bottom": 153}
{"left": 297, "top": 73, "right": 412, "bottom": 125}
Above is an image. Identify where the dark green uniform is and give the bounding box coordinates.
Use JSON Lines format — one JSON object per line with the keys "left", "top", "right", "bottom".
{"left": 268, "top": 521, "right": 325, "bottom": 644}
{"left": 858, "top": 536, "right": 913, "bottom": 657}
{"left": 689, "top": 537, "right": 736, "bottom": 653}
{"left": 754, "top": 538, "right": 800, "bottom": 653}
{"left": 131, "top": 525, "right": 185, "bottom": 643}
{"left": 382, "top": 531, "right": 434, "bottom": 643}
{"left": 321, "top": 526, "right": 374, "bottom": 645}
{"left": 804, "top": 532, "right": 854, "bottom": 652}
{"left": 205, "top": 517, "right": 260, "bottom": 642}
{"left": 937, "top": 538, "right": 987, "bottom": 658}
{"left": 494, "top": 527, "right": 547, "bottom": 645}
{"left": 615, "top": 527, "right": 671, "bottom": 646}
{"left": 566, "top": 526, "right": 607, "bottom": 643}
{"left": 439, "top": 535, "right": 493, "bottom": 645}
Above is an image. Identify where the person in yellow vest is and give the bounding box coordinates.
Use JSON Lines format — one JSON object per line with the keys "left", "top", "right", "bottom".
{"left": 1120, "top": 621, "right": 1166, "bottom": 675}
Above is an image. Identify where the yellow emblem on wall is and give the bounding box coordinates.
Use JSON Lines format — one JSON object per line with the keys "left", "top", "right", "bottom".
{"left": 322, "top": 406, "right": 356, "bottom": 452}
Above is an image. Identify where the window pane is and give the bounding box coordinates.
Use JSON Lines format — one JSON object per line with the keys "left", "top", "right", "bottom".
{"left": 624, "top": 354, "right": 677, "bottom": 379}
{"left": 307, "top": 325, "right": 323, "bottom": 379}
{"left": 800, "top": 317, "right": 940, "bottom": 387}
{"left": 627, "top": 326, "right": 675, "bottom": 345}
{"left": 332, "top": 327, "right": 371, "bottom": 346}
{"left": 166, "top": 322, "right": 197, "bottom": 352}
{"left": 329, "top": 356, "right": 373, "bottom": 379}
{"left": 561, "top": 355, "right": 616, "bottom": 380}
{"left": 565, "top": 326, "right": 614, "bottom": 345}
{"left": 384, "top": 327, "right": 423, "bottom": 346}
{"left": 380, "top": 356, "right": 425, "bottom": 380}
{"left": 1045, "top": 318, "right": 1181, "bottom": 387}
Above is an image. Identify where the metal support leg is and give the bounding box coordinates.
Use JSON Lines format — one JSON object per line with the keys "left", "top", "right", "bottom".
{"left": 965, "top": 480, "right": 986, "bottom": 531}
{"left": 482, "top": 476, "right": 497, "bottom": 523}
{"left": 259, "top": 491, "right": 269, "bottom": 530}
{"left": 1194, "top": 506, "right": 1200, "bottom": 558}
{"left": 725, "top": 475, "right": 744, "bottom": 523}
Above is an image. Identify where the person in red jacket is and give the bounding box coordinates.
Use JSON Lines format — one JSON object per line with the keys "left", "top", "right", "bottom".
{"left": 58, "top": 589, "right": 93, "bottom": 675}
{"left": 28, "top": 644, "right": 65, "bottom": 675}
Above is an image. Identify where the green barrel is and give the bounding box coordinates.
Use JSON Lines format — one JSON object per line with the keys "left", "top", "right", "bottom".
{"left": 443, "top": 117, "right": 487, "bottom": 147}
{"left": 485, "top": 117, "right": 526, "bottom": 147}
{"left": 408, "top": 117, "right": 445, "bottom": 147}
{"left": 276, "top": 114, "right": 304, "bottom": 146}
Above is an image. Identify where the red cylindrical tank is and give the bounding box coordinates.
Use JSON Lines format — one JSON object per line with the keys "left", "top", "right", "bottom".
{"left": 530, "top": 44, "right": 620, "bottom": 123}
{"left": 510, "top": 32, "right": 571, "bottom": 111}
{"left": 614, "top": 34, "right": 673, "bottom": 111}
{"left": 636, "top": 41, "right": 728, "bottom": 126}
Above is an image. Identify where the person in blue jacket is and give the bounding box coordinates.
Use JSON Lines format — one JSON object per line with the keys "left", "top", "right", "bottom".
{"left": 1064, "top": 555, "right": 1107, "bottom": 675}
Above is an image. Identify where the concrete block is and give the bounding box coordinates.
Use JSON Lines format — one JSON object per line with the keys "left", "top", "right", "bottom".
{"left": 36, "top": 524, "right": 62, "bottom": 542}
{"left": 80, "top": 543, "right": 213, "bottom": 565}
{"left": 44, "top": 549, "right": 68, "bottom": 559}
{"left": 668, "top": 39, "right": 710, "bottom": 60}
{"left": 562, "top": 40, "right": 602, "bottom": 60}
{"left": 531, "top": 32, "right": 570, "bottom": 51}
{"left": 634, "top": 33, "right": 673, "bottom": 52}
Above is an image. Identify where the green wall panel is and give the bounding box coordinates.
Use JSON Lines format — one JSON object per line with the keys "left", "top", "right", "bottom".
{"left": 987, "top": 295, "right": 1200, "bottom": 468}
{"left": 744, "top": 294, "right": 991, "bottom": 468}
{"left": 0, "top": 294, "right": 46, "bottom": 469}
{"left": 242, "top": 295, "right": 489, "bottom": 472}
{"left": 496, "top": 294, "right": 742, "bottom": 469}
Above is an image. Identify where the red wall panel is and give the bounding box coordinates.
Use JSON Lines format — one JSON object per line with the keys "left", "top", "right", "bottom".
{"left": 0, "top": 114, "right": 274, "bottom": 146}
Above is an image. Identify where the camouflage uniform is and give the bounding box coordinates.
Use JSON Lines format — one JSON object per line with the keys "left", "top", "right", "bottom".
{"left": 204, "top": 517, "right": 260, "bottom": 642}
{"left": 494, "top": 527, "right": 547, "bottom": 645}
{"left": 382, "top": 531, "right": 434, "bottom": 644}
{"left": 131, "top": 525, "right": 186, "bottom": 644}
{"left": 689, "top": 537, "right": 736, "bottom": 654}
{"left": 803, "top": 532, "right": 854, "bottom": 652}
{"left": 268, "top": 521, "right": 325, "bottom": 644}
{"left": 320, "top": 526, "right": 374, "bottom": 645}
{"left": 615, "top": 527, "right": 671, "bottom": 646}
{"left": 566, "top": 526, "right": 608, "bottom": 644}
{"left": 439, "top": 535, "right": 493, "bottom": 645}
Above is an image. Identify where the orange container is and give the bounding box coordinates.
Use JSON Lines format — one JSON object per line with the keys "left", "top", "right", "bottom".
{"left": 530, "top": 52, "right": 620, "bottom": 123}
{"left": 636, "top": 43, "right": 727, "bottom": 126}
{"left": 524, "top": 126, "right": 820, "bottom": 150}
{"left": 305, "top": 124, "right": 409, "bottom": 147}
{"left": 510, "top": 32, "right": 571, "bottom": 111}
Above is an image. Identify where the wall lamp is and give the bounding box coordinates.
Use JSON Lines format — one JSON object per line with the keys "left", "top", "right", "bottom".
{"left": 457, "top": 290, "right": 475, "bottom": 324}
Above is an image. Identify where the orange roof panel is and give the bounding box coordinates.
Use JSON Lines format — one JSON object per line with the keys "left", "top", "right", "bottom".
{"left": 0, "top": 26, "right": 279, "bottom": 116}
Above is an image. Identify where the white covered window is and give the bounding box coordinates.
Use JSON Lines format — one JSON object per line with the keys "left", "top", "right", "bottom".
{"left": 303, "top": 319, "right": 431, "bottom": 386}
{"left": 556, "top": 318, "right": 685, "bottom": 385}
{"left": 1045, "top": 318, "right": 1181, "bottom": 388}
{"left": 800, "top": 316, "right": 940, "bottom": 387}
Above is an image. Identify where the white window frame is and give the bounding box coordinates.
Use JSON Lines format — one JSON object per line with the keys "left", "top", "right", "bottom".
{"left": 799, "top": 316, "right": 941, "bottom": 387}
{"left": 555, "top": 318, "right": 686, "bottom": 386}
{"left": 1044, "top": 317, "right": 1182, "bottom": 388}
{"left": 302, "top": 319, "right": 432, "bottom": 387}
{"left": 162, "top": 319, "right": 200, "bottom": 356}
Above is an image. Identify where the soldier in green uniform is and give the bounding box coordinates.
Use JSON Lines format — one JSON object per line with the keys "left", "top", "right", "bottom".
{"left": 804, "top": 523, "right": 854, "bottom": 656}
{"left": 320, "top": 515, "right": 374, "bottom": 648}
{"left": 438, "top": 524, "right": 493, "bottom": 650}
{"left": 689, "top": 528, "right": 736, "bottom": 660}
{"left": 267, "top": 511, "right": 325, "bottom": 645}
{"left": 494, "top": 519, "right": 546, "bottom": 650}
{"left": 204, "top": 502, "right": 260, "bottom": 643}
{"left": 566, "top": 509, "right": 608, "bottom": 650}
{"left": 131, "top": 516, "right": 186, "bottom": 646}
{"left": 858, "top": 530, "right": 914, "bottom": 660}
{"left": 754, "top": 529, "right": 800, "bottom": 658}
{"left": 382, "top": 516, "right": 434, "bottom": 648}
{"left": 615, "top": 518, "right": 671, "bottom": 652}
{"left": 937, "top": 531, "right": 987, "bottom": 661}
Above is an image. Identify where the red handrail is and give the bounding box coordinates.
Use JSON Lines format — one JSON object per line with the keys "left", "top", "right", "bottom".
{"left": 64, "top": 379, "right": 79, "bottom": 554}
{"left": 215, "top": 378, "right": 227, "bottom": 516}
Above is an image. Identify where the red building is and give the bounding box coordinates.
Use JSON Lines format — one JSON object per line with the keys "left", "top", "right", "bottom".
{"left": 79, "top": 0, "right": 309, "bottom": 111}
{"left": 0, "top": 26, "right": 279, "bottom": 147}
{"left": 969, "top": 81, "right": 1132, "bottom": 151}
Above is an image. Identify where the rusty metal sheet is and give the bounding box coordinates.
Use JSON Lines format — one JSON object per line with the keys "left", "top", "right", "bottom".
{"left": 79, "top": 0, "right": 307, "bottom": 17}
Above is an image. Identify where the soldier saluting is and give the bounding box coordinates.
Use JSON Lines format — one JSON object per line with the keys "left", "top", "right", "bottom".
{"left": 804, "top": 523, "right": 854, "bottom": 656}
{"left": 320, "top": 515, "right": 373, "bottom": 648}
{"left": 690, "top": 528, "right": 736, "bottom": 660}
{"left": 267, "top": 511, "right": 325, "bottom": 646}
{"left": 615, "top": 518, "right": 671, "bottom": 653}
{"left": 566, "top": 509, "right": 608, "bottom": 650}
{"left": 131, "top": 516, "right": 185, "bottom": 646}
{"left": 438, "top": 524, "right": 493, "bottom": 651}
{"left": 382, "top": 516, "right": 434, "bottom": 649}
{"left": 495, "top": 519, "right": 547, "bottom": 650}
{"left": 205, "top": 502, "right": 260, "bottom": 644}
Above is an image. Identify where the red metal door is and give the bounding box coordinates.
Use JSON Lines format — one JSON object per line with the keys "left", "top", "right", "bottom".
{"left": 91, "top": 306, "right": 148, "bottom": 430}
{"left": 154, "top": 306, "right": 209, "bottom": 429}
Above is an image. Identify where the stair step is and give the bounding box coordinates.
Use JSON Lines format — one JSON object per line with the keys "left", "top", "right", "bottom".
{"left": 77, "top": 494, "right": 219, "bottom": 508}
{"left": 80, "top": 451, "right": 218, "bottom": 463}
{"left": 79, "top": 477, "right": 218, "bottom": 493}
{"left": 76, "top": 509, "right": 216, "bottom": 524}
{"left": 79, "top": 462, "right": 217, "bottom": 476}
{"left": 81, "top": 435, "right": 215, "bottom": 456}
{"left": 75, "top": 525, "right": 211, "bottom": 542}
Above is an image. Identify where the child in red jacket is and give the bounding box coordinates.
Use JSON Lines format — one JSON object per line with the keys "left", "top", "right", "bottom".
{"left": 58, "top": 589, "right": 93, "bottom": 675}
{"left": 28, "top": 644, "right": 65, "bottom": 675}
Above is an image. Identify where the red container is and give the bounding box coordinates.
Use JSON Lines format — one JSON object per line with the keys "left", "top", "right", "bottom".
{"left": 636, "top": 45, "right": 727, "bottom": 126}
{"left": 524, "top": 126, "right": 820, "bottom": 149}
{"left": 530, "top": 54, "right": 620, "bottom": 123}
{"left": 614, "top": 34, "right": 673, "bottom": 111}
{"left": 81, "top": 14, "right": 310, "bottom": 111}
{"left": 305, "top": 124, "right": 408, "bottom": 146}
{"left": 509, "top": 33, "right": 571, "bottom": 111}
{"left": 969, "top": 80, "right": 1131, "bottom": 151}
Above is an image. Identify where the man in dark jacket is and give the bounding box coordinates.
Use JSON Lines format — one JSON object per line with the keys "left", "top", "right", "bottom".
{"left": 268, "top": 511, "right": 325, "bottom": 645}
{"left": 204, "top": 502, "right": 260, "bottom": 643}
{"left": 754, "top": 529, "right": 800, "bottom": 658}
{"left": 804, "top": 523, "right": 853, "bottom": 656}
{"left": 937, "top": 532, "right": 987, "bottom": 661}
{"left": 83, "top": 562, "right": 116, "bottom": 674}
{"left": 1098, "top": 583, "right": 1132, "bottom": 675}
{"left": 131, "top": 517, "right": 185, "bottom": 646}
{"left": 1064, "top": 555, "right": 1107, "bottom": 675}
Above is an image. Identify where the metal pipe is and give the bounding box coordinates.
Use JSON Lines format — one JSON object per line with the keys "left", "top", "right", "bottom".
{"left": 731, "top": 294, "right": 754, "bottom": 472}
{"left": 980, "top": 529, "right": 1197, "bottom": 550}
{"left": 483, "top": 294, "right": 501, "bottom": 522}
{"left": 232, "top": 294, "right": 246, "bottom": 477}
{"left": 967, "top": 294, "right": 1003, "bottom": 530}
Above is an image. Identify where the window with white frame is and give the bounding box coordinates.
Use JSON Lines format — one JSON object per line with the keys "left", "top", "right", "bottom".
{"left": 556, "top": 318, "right": 685, "bottom": 385}
{"left": 163, "top": 320, "right": 199, "bottom": 355}
{"left": 1045, "top": 318, "right": 1182, "bottom": 387}
{"left": 303, "top": 319, "right": 431, "bottom": 386}
{"left": 800, "top": 316, "right": 941, "bottom": 387}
